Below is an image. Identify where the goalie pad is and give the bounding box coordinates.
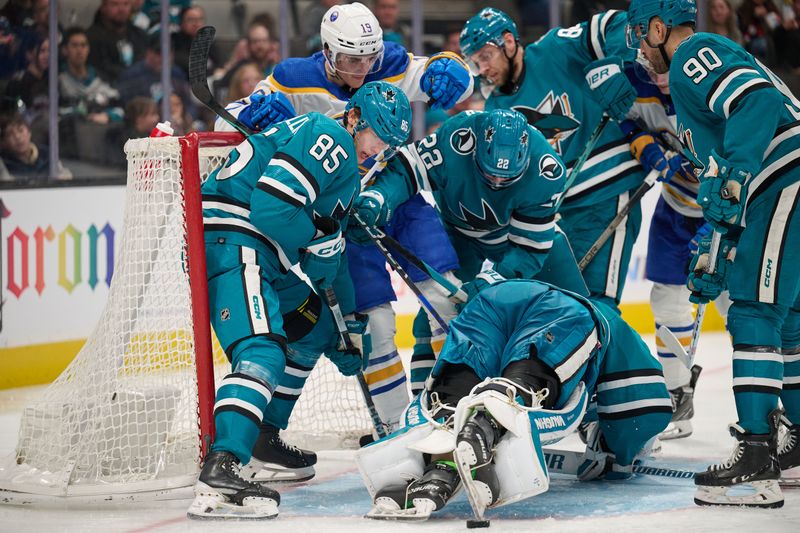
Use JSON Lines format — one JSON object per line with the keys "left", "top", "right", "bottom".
{"left": 453, "top": 378, "right": 588, "bottom": 508}
{"left": 356, "top": 392, "right": 456, "bottom": 500}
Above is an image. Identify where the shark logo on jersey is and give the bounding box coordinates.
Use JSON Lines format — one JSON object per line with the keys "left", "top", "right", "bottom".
{"left": 450, "top": 128, "right": 476, "bottom": 154}
{"left": 312, "top": 195, "right": 355, "bottom": 221}
{"left": 452, "top": 198, "right": 504, "bottom": 230}
{"left": 514, "top": 92, "right": 580, "bottom": 155}
{"left": 538, "top": 154, "right": 564, "bottom": 181}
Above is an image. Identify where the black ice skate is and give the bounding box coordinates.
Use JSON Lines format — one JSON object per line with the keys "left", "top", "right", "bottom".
{"left": 660, "top": 365, "right": 702, "bottom": 440}
{"left": 694, "top": 409, "right": 783, "bottom": 508}
{"left": 778, "top": 414, "right": 800, "bottom": 487}
{"left": 366, "top": 461, "right": 461, "bottom": 521}
{"left": 187, "top": 451, "right": 280, "bottom": 519}
{"left": 242, "top": 424, "right": 317, "bottom": 484}
{"left": 453, "top": 411, "right": 503, "bottom": 513}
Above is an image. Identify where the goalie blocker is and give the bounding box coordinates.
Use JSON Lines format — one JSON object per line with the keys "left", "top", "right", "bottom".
{"left": 356, "top": 279, "right": 671, "bottom": 521}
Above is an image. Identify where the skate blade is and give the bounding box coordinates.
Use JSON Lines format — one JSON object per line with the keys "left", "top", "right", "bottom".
{"left": 187, "top": 492, "right": 279, "bottom": 520}
{"left": 247, "top": 464, "right": 315, "bottom": 484}
{"left": 659, "top": 420, "right": 693, "bottom": 441}
{"left": 694, "top": 480, "right": 784, "bottom": 508}
{"left": 780, "top": 466, "right": 800, "bottom": 488}
{"left": 454, "top": 442, "right": 492, "bottom": 517}
{"left": 365, "top": 499, "right": 435, "bottom": 521}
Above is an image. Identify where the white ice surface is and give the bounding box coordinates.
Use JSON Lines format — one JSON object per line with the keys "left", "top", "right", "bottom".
{"left": 0, "top": 334, "right": 798, "bottom": 533}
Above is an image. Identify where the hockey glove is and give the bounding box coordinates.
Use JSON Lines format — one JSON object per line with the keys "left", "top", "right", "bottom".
{"left": 687, "top": 232, "right": 737, "bottom": 304}
{"left": 696, "top": 150, "right": 749, "bottom": 233}
{"left": 238, "top": 91, "right": 296, "bottom": 132}
{"left": 458, "top": 268, "right": 506, "bottom": 310}
{"left": 629, "top": 132, "right": 683, "bottom": 183}
{"left": 299, "top": 217, "right": 344, "bottom": 288}
{"left": 347, "top": 190, "right": 390, "bottom": 245}
{"left": 420, "top": 52, "right": 472, "bottom": 110}
{"left": 688, "top": 222, "right": 713, "bottom": 255}
{"left": 330, "top": 313, "right": 371, "bottom": 376}
{"left": 584, "top": 56, "right": 636, "bottom": 121}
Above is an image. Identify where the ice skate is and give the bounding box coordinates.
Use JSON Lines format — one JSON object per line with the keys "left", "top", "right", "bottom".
{"left": 694, "top": 410, "right": 784, "bottom": 508}
{"left": 453, "top": 411, "right": 502, "bottom": 512}
{"left": 660, "top": 365, "right": 702, "bottom": 440}
{"left": 241, "top": 424, "right": 317, "bottom": 484}
{"left": 778, "top": 414, "right": 800, "bottom": 487}
{"left": 366, "top": 461, "right": 461, "bottom": 521}
{"left": 188, "top": 451, "right": 280, "bottom": 520}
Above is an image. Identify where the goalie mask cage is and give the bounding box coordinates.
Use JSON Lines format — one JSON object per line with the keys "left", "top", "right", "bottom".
{"left": 0, "top": 132, "right": 373, "bottom": 502}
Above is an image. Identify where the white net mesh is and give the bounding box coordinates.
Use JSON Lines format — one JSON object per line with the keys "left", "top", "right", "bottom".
{"left": 0, "top": 134, "right": 371, "bottom": 499}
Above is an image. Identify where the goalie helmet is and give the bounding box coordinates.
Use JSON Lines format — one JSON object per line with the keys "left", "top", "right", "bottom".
{"left": 626, "top": 0, "right": 697, "bottom": 49}
{"left": 473, "top": 109, "right": 532, "bottom": 190}
{"left": 459, "top": 8, "right": 518, "bottom": 59}
{"left": 346, "top": 81, "right": 412, "bottom": 148}
{"left": 320, "top": 2, "right": 385, "bottom": 75}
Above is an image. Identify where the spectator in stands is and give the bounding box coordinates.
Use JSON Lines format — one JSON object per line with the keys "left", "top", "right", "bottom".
{"left": 172, "top": 5, "right": 223, "bottom": 76}
{"left": 168, "top": 91, "right": 195, "bottom": 135}
{"left": 224, "top": 61, "right": 261, "bottom": 105}
{"left": 217, "top": 21, "right": 277, "bottom": 93}
{"left": 441, "top": 26, "right": 462, "bottom": 55}
{"left": 738, "top": 0, "right": 782, "bottom": 62}
{"left": 570, "top": 0, "right": 629, "bottom": 24}
{"left": 708, "top": 0, "right": 744, "bottom": 44}
{"left": 0, "top": 112, "right": 71, "bottom": 181}
{"left": 300, "top": 0, "right": 339, "bottom": 53}
{"left": 117, "top": 33, "right": 196, "bottom": 119}
{"left": 59, "top": 27, "right": 123, "bottom": 159}
{"left": 0, "top": 15, "right": 27, "bottom": 79}
{"left": 775, "top": 0, "right": 800, "bottom": 71}
{"left": 86, "top": 0, "right": 148, "bottom": 85}
{"left": 373, "top": 0, "right": 407, "bottom": 46}
{"left": 106, "top": 95, "right": 159, "bottom": 167}
{"left": 130, "top": 0, "right": 152, "bottom": 32}
{"left": 5, "top": 35, "right": 49, "bottom": 113}
{"left": 0, "top": 0, "right": 33, "bottom": 28}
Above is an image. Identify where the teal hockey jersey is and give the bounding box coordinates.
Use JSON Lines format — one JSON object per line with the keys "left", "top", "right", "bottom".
{"left": 367, "top": 111, "right": 566, "bottom": 278}
{"left": 202, "top": 112, "right": 360, "bottom": 273}
{"left": 482, "top": 10, "right": 644, "bottom": 207}
{"left": 669, "top": 32, "right": 800, "bottom": 215}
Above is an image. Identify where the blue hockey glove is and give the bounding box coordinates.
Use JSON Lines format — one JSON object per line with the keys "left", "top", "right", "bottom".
{"left": 420, "top": 53, "right": 472, "bottom": 110}
{"left": 687, "top": 233, "right": 736, "bottom": 304}
{"left": 696, "top": 150, "right": 749, "bottom": 233}
{"left": 238, "top": 91, "right": 296, "bottom": 131}
{"left": 584, "top": 56, "right": 636, "bottom": 121}
{"left": 329, "top": 313, "right": 371, "bottom": 376}
{"left": 629, "top": 132, "right": 683, "bottom": 183}
{"left": 300, "top": 217, "right": 344, "bottom": 288}
{"left": 458, "top": 269, "right": 506, "bottom": 310}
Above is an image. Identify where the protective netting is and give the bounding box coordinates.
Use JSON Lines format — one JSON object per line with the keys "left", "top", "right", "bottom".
{"left": 0, "top": 134, "right": 371, "bottom": 499}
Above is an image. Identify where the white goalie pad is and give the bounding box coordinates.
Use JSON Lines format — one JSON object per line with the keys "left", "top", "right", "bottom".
{"left": 453, "top": 379, "right": 589, "bottom": 509}
{"left": 355, "top": 394, "right": 456, "bottom": 500}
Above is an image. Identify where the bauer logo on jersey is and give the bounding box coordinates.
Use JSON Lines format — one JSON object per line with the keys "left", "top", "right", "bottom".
{"left": 450, "top": 128, "right": 476, "bottom": 155}
{"left": 538, "top": 154, "right": 564, "bottom": 181}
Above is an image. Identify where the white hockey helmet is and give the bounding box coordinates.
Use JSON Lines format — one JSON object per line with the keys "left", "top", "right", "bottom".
{"left": 320, "top": 2, "right": 385, "bottom": 76}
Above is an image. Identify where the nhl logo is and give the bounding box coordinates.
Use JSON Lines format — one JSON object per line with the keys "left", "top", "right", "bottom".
{"left": 538, "top": 154, "right": 563, "bottom": 181}
{"left": 450, "top": 128, "right": 476, "bottom": 155}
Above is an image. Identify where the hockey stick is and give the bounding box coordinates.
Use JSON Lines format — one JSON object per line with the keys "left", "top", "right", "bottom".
{"left": 189, "top": 26, "right": 388, "bottom": 439}
{"left": 686, "top": 230, "right": 722, "bottom": 367}
{"left": 372, "top": 228, "right": 467, "bottom": 303}
{"left": 542, "top": 447, "right": 696, "bottom": 480}
{"left": 189, "top": 26, "right": 256, "bottom": 137}
{"left": 554, "top": 114, "right": 610, "bottom": 212}
{"left": 319, "top": 285, "right": 388, "bottom": 439}
{"left": 578, "top": 168, "right": 660, "bottom": 271}
{"left": 352, "top": 213, "right": 452, "bottom": 334}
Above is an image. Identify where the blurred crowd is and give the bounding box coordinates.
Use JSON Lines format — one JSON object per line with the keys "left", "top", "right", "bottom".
{"left": 1, "top": 0, "right": 798, "bottom": 183}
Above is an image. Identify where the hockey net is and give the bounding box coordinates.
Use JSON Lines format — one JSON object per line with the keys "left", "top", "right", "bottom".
{"left": 0, "top": 132, "right": 372, "bottom": 501}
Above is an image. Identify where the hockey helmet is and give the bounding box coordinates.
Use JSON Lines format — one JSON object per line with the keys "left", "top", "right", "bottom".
{"left": 473, "top": 109, "right": 532, "bottom": 190}
{"left": 459, "top": 8, "right": 519, "bottom": 59}
{"left": 626, "top": 0, "right": 697, "bottom": 49}
{"left": 346, "top": 81, "right": 412, "bottom": 148}
{"left": 320, "top": 2, "right": 384, "bottom": 75}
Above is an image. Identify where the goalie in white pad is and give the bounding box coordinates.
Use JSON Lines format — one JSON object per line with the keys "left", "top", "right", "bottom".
{"left": 356, "top": 279, "right": 672, "bottom": 520}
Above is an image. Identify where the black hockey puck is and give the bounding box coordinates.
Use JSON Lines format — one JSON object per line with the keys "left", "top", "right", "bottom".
{"left": 466, "top": 519, "right": 490, "bottom": 528}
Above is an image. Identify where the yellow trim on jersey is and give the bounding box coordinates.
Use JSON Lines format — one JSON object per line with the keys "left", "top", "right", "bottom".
{"left": 635, "top": 96, "right": 664, "bottom": 104}
{"left": 663, "top": 183, "right": 701, "bottom": 208}
{"left": 267, "top": 75, "right": 339, "bottom": 99}
{"left": 364, "top": 361, "right": 406, "bottom": 385}
{"left": 424, "top": 51, "right": 470, "bottom": 71}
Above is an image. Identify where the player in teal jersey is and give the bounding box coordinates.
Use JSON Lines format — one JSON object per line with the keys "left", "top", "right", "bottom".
{"left": 187, "top": 81, "right": 412, "bottom": 520}
{"left": 628, "top": 0, "right": 800, "bottom": 508}
{"left": 459, "top": 7, "right": 653, "bottom": 311}
{"left": 355, "top": 108, "right": 589, "bottom": 392}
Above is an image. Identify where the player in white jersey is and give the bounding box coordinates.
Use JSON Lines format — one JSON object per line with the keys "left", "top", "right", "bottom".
{"left": 215, "top": 2, "right": 473, "bottom": 469}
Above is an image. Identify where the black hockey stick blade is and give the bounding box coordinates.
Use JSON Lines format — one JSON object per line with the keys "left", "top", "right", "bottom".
{"left": 189, "top": 26, "right": 255, "bottom": 136}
